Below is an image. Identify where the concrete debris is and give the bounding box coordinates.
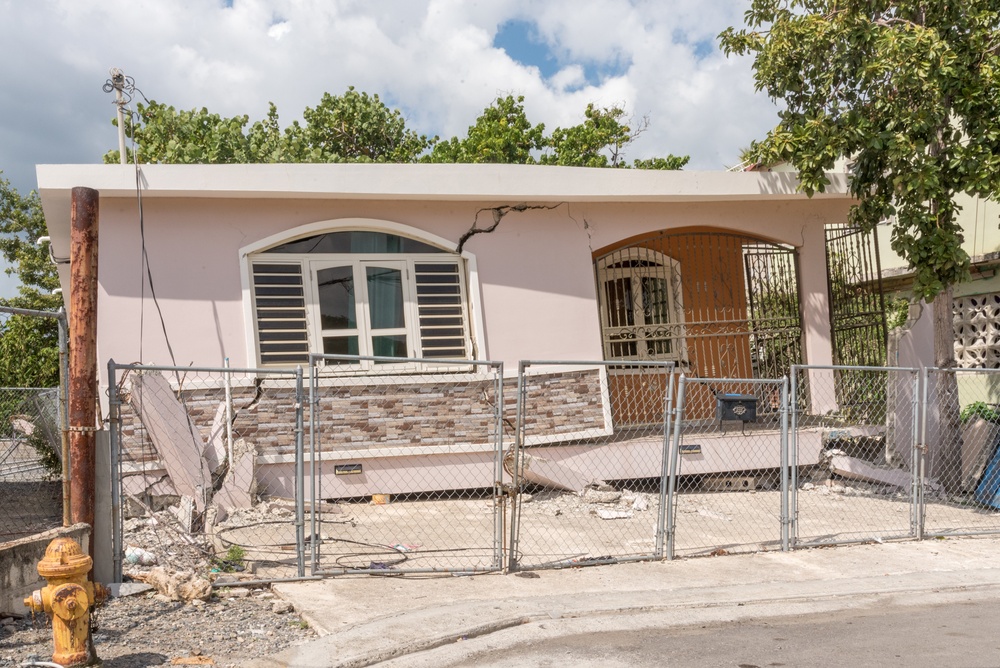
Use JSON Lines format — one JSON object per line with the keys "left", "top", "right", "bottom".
{"left": 175, "top": 495, "right": 196, "bottom": 533}
{"left": 827, "top": 453, "right": 942, "bottom": 492}
{"left": 107, "top": 582, "right": 154, "bottom": 597}
{"left": 593, "top": 508, "right": 633, "bottom": 520}
{"left": 10, "top": 416, "right": 35, "bottom": 436}
{"left": 696, "top": 507, "right": 733, "bottom": 522}
{"left": 213, "top": 438, "right": 258, "bottom": 522}
{"left": 582, "top": 488, "right": 622, "bottom": 504}
{"left": 631, "top": 495, "right": 650, "bottom": 512}
{"left": 272, "top": 601, "right": 294, "bottom": 614}
{"left": 134, "top": 566, "right": 213, "bottom": 602}
{"left": 129, "top": 372, "right": 213, "bottom": 512}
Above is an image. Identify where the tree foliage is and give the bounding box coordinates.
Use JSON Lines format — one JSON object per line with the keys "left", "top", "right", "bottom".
{"left": 427, "top": 95, "right": 689, "bottom": 169}
{"left": 107, "top": 91, "right": 688, "bottom": 171}
{"left": 105, "top": 87, "right": 435, "bottom": 165}
{"left": 0, "top": 174, "right": 61, "bottom": 388}
{"left": 426, "top": 95, "right": 546, "bottom": 164}
{"left": 720, "top": 1, "right": 1000, "bottom": 300}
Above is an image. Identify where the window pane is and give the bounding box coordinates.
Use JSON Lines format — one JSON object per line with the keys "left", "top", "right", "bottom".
{"left": 323, "top": 336, "right": 359, "bottom": 356}
{"left": 367, "top": 267, "right": 405, "bottom": 329}
{"left": 641, "top": 277, "right": 670, "bottom": 324}
{"left": 372, "top": 335, "right": 407, "bottom": 360}
{"left": 265, "top": 231, "right": 444, "bottom": 254}
{"left": 317, "top": 266, "right": 356, "bottom": 330}
{"left": 604, "top": 278, "right": 634, "bottom": 327}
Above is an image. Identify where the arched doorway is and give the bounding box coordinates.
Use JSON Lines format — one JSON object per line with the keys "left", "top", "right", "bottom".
{"left": 595, "top": 230, "right": 803, "bottom": 423}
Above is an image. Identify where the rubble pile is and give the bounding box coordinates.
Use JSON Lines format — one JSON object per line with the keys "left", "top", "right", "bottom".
{"left": 520, "top": 484, "right": 659, "bottom": 521}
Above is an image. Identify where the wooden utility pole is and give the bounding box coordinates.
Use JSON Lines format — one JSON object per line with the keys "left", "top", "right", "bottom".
{"left": 69, "top": 187, "right": 99, "bottom": 533}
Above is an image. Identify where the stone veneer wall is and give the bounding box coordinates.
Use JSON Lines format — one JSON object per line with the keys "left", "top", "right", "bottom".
{"left": 115, "top": 368, "right": 606, "bottom": 466}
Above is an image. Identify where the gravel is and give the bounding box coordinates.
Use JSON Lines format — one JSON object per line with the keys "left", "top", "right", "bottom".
{"left": 0, "top": 586, "right": 315, "bottom": 667}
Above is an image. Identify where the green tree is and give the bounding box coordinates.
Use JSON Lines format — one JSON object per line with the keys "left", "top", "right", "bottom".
{"left": 292, "top": 87, "right": 434, "bottom": 162}
{"left": 0, "top": 174, "right": 62, "bottom": 388}
{"left": 544, "top": 103, "right": 688, "bottom": 169}
{"left": 720, "top": 1, "right": 1000, "bottom": 492}
{"left": 426, "top": 95, "right": 546, "bottom": 164}
{"left": 427, "top": 95, "right": 689, "bottom": 169}
{"left": 105, "top": 87, "right": 435, "bottom": 165}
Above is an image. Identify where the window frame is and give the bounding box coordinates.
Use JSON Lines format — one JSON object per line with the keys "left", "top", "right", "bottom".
{"left": 241, "top": 219, "right": 481, "bottom": 370}
{"left": 596, "top": 247, "right": 686, "bottom": 363}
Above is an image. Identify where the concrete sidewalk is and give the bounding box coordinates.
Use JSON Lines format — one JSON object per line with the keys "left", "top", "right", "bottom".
{"left": 247, "top": 537, "right": 1000, "bottom": 668}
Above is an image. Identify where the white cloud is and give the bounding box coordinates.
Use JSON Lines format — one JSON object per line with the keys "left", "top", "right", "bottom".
{"left": 0, "top": 0, "right": 781, "bottom": 194}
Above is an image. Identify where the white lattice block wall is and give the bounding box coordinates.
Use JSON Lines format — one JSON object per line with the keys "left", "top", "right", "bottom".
{"left": 954, "top": 293, "right": 1000, "bottom": 368}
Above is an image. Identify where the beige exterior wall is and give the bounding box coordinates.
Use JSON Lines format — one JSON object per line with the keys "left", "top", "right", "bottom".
{"left": 878, "top": 193, "right": 1000, "bottom": 282}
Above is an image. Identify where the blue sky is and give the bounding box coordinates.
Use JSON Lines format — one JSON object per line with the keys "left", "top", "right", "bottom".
{"left": 0, "top": 1, "right": 780, "bottom": 297}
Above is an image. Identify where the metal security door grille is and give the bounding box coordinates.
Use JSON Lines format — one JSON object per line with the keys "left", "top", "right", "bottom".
{"left": 595, "top": 232, "right": 804, "bottom": 382}
{"left": 824, "top": 225, "right": 889, "bottom": 409}
{"left": 744, "top": 243, "right": 803, "bottom": 380}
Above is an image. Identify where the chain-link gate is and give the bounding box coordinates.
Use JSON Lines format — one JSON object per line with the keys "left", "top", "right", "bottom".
{"left": 790, "top": 365, "right": 920, "bottom": 546}
{"left": 665, "top": 376, "right": 789, "bottom": 558}
{"left": 108, "top": 362, "right": 306, "bottom": 583}
{"left": 509, "top": 361, "right": 674, "bottom": 570}
{"left": 922, "top": 367, "right": 1000, "bottom": 537}
{"left": 308, "top": 354, "right": 505, "bottom": 575}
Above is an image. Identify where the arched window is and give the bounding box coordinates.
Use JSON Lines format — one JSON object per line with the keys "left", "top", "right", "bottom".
{"left": 596, "top": 247, "right": 684, "bottom": 362}
{"left": 247, "top": 229, "right": 471, "bottom": 367}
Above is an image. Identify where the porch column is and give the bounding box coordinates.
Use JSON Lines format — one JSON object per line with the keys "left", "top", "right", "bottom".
{"left": 798, "top": 222, "right": 838, "bottom": 414}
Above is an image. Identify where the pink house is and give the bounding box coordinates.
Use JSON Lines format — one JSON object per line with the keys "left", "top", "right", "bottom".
{"left": 36, "top": 164, "right": 859, "bottom": 500}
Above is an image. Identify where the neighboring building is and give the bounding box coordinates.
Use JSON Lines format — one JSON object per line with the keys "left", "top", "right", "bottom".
{"left": 37, "top": 163, "right": 856, "bottom": 498}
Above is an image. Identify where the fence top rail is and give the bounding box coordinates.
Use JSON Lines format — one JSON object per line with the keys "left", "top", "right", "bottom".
{"left": 309, "top": 352, "right": 502, "bottom": 370}
{"left": 0, "top": 305, "right": 65, "bottom": 320}
{"left": 791, "top": 364, "right": 920, "bottom": 373}
{"left": 681, "top": 375, "right": 785, "bottom": 385}
{"left": 520, "top": 360, "right": 676, "bottom": 370}
{"left": 108, "top": 361, "right": 301, "bottom": 376}
{"left": 926, "top": 366, "right": 1000, "bottom": 375}
{"left": 0, "top": 387, "right": 60, "bottom": 392}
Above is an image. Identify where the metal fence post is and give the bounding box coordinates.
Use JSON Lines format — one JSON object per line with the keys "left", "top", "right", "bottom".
{"left": 780, "top": 375, "right": 790, "bottom": 552}
{"left": 508, "top": 361, "right": 527, "bottom": 572}
{"left": 916, "top": 368, "right": 929, "bottom": 541}
{"left": 494, "top": 362, "right": 505, "bottom": 572}
{"left": 789, "top": 366, "right": 799, "bottom": 548}
{"left": 308, "top": 355, "right": 319, "bottom": 575}
{"left": 664, "top": 374, "right": 686, "bottom": 561}
{"left": 655, "top": 369, "right": 676, "bottom": 559}
{"left": 295, "top": 366, "right": 305, "bottom": 578}
{"left": 106, "top": 359, "right": 123, "bottom": 583}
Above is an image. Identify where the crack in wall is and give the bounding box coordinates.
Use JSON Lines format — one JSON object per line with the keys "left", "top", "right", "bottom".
{"left": 456, "top": 203, "right": 564, "bottom": 254}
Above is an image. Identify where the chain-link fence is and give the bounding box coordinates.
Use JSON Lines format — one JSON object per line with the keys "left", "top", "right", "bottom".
{"left": 509, "top": 361, "right": 674, "bottom": 570}
{"left": 108, "top": 362, "right": 305, "bottom": 583}
{"left": 922, "top": 367, "right": 1000, "bottom": 537}
{"left": 790, "top": 366, "right": 920, "bottom": 547}
{"left": 665, "top": 376, "right": 789, "bottom": 558}
{"left": 0, "top": 388, "right": 63, "bottom": 543}
{"left": 103, "top": 358, "right": 1000, "bottom": 581}
{"left": 308, "top": 354, "right": 505, "bottom": 575}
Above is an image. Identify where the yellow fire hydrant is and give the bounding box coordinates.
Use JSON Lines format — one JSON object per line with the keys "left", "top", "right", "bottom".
{"left": 23, "top": 537, "right": 109, "bottom": 667}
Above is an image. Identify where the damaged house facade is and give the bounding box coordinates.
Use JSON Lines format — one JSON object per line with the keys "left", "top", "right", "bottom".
{"left": 36, "top": 164, "right": 866, "bottom": 509}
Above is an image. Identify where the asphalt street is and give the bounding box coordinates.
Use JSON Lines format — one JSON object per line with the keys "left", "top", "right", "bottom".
{"left": 391, "top": 594, "right": 1000, "bottom": 667}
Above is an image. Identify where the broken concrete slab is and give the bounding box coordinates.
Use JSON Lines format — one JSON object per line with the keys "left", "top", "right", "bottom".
{"left": 213, "top": 438, "right": 257, "bottom": 522}
{"left": 518, "top": 452, "right": 596, "bottom": 493}
{"left": 129, "top": 372, "right": 212, "bottom": 512}
{"left": 828, "top": 454, "right": 941, "bottom": 492}
{"left": 204, "top": 401, "right": 228, "bottom": 474}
